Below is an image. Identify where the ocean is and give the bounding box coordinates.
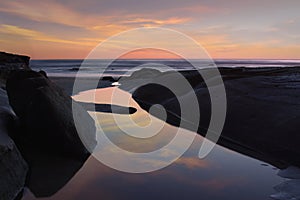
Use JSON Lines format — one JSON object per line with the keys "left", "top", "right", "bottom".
{"left": 30, "top": 59, "right": 300, "bottom": 77}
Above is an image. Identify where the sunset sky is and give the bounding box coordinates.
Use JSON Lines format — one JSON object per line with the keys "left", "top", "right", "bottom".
{"left": 0, "top": 0, "right": 299, "bottom": 59}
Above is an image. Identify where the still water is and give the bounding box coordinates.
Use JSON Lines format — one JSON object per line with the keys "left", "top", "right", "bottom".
{"left": 22, "top": 87, "right": 284, "bottom": 200}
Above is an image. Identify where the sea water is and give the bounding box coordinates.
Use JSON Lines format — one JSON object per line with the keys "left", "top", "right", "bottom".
{"left": 30, "top": 59, "right": 300, "bottom": 77}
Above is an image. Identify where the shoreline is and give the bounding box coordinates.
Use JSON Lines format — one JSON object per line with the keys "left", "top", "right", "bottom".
{"left": 49, "top": 65, "right": 300, "bottom": 93}
{"left": 49, "top": 76, "right": 115, "bottom": 96}
{"left": 46, "top": 66, "right": 300, "bottom": 169}
{"left": 123, "top": 66, "right": 300, "bottom": 169}
{"left": 1, "top": 50, "right": 300, "bottom": 199}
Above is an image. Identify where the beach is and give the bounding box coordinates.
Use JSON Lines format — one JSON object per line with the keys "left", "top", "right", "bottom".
{"left": 49, "top": 76, "right": 113, "bottom": 95}
{"left": 49, "top": 65, "right": 300, "bottom": 169}
{"left": 48, "top": 66, "right": 300, "bottom": 199}
{"left": 48, "top": 65, "right": 300, "bottom": 169}
{"left": 1, "top": 53, "right": 300, "bottom": 200}
{"left": 2, "top": 0, "right": 300, "bottom": 199}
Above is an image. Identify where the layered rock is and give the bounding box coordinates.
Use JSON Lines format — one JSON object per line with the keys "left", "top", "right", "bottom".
{"left": 0, "top": 52, "right": 97, "bottom": 199}
{"left": 0, "top": 52, "right": 29, "bottom": 68}
{"left": 6, "top": 70, "right": 97, "bottom": 161}
{"left": 0, "top": 52, "right": 30, "bottom": 87}
{"left": 0, "top": 89, "right": 28, "bottom": 200}
{"left": 120, "top": 67, "right": 300, "bottom": 169}
{"left": 0, "top": 52, "right": 29, "bottom": 200}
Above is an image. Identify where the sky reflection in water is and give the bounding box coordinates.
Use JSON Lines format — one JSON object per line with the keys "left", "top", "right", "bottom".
{"left": 23, "top": 87, "right": 283, "bottom": 200}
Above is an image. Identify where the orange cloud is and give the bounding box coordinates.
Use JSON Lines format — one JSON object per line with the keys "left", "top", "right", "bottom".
{"left": 198, "top": 178, "right": 244, "bottom": 190}
{"left": 202, "top": 41, "right": 300, "bottom": 59}
{"left": 0, "top": 24, "right": 95, "bottom": 46}
{"left": 176, "top": 157, "right": 211, "bottom": 169}
{"left": 0, "top": 1, "right": 189, "bottom": 31}
{"left": 1, "top": 1, "right": 299, "bottom": 59}
{"left": 119, "top": 48, "right": 182, "bottom": 59}
{"left": 122, "top": 17, "right": 191, "bottom": 27}
{"left": 0, "top": 1, "right": 109, "bottom": 29}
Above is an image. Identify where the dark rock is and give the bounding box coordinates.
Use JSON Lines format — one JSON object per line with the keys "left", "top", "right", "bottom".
{"left": 38, "top": 70, "right": 48, "bottom": 78}
{"left": 0, "top": 89, "right": 28, "bottom": 200}
{"left": 68, "top": 67, "right": 79, "bottom": 71}
{"left": 21, "top": 148, "right": 89, "bottom": 198}
{"left": 124, "top": 67, "right": 300, "bottom": 169}
{"left": 101, "top": 76, "right": 116, "bottom": 82}
{"left": 6, "top": 70, "right": 96, "bottom": 161}
{"left": 126, "top": 68, "right": 161, "bottom": 79}
{"left": 79, "top": 102, "right": 137, "bottom": 114}
{"left": 0, "top": 52, "right": 30, "bottom": 69}
{"left": 0, "top": 52, "right": 30, "bottom": 86}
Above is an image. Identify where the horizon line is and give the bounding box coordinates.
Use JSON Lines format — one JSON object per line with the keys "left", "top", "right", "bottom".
{"left": 30, "top": 58, "right": 300, "bottom": 61}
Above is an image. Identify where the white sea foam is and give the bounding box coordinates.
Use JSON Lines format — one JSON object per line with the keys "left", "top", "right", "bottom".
{"left": 271, "top": 166, "right": 300, "bottom": 200}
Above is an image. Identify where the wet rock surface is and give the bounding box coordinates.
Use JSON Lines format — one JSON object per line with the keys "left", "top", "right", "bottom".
{"left": 0, "top": 52, "right": 30, "bottom": 86}
{"left": 122, "top": 67, "right": 300, "bottom": 169}
{"left": 6, "top": 70, "right": 96, "bottom": 161}
{"left": 0, "top": 89, "right": 28, "bottom": 200}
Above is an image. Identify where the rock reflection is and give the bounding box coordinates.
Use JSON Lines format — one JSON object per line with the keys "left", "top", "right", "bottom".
{"left": 271, "top": 166, "right": 300, "bottom": 200}
{"left": 22, "top": 86, "right": 286, "bottom": 200}
{"left": 23, "top": 152, "right": 89, "bottom": 197}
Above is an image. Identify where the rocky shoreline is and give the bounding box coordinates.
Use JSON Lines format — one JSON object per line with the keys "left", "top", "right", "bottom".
{"left": 120, "top": 67, "right": 300, "bottom": 169}
{"left": 0, "top": 52, "right": 96, "bottom": 199}
{"left": 0, "top": 52, "right": 30, "bottom": 200}
{"left": 1, "top": 51, "right": 300, "bottom": 199}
